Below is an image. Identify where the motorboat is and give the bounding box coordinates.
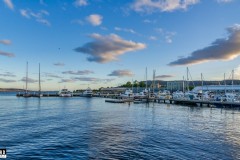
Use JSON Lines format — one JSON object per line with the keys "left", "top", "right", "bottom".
{"left": 58, "top": 89, "right": 72, "bottom": 97}
{"left": 82, "top": 87, "right": 93, "bottom": 97}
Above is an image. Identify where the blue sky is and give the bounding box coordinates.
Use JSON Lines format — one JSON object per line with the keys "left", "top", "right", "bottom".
{"left": 0, "top": 0, "right": 240, "bottom": 91}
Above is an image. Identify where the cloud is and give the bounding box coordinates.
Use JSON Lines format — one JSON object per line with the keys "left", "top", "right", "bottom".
{"left": 0, "top": 39, "right": 11, "bottom": 45}
{"left": 149, "top": 36, "right": 157, "bottom": 40}
{"left": 73, "top": 77, "right": 115, "bottom": 82}
{"left": 114, "top": 27, "right": 136, "bottom": 34}
{"left": 131, "top": 0, "right": 199, "bottom": 13}
{"left": 62, "top": 70, "right": 94, "bottom": 75}
{"left": 0, "top": 72, "right": 16, "bottom": 77}
{"left": 74, "top": 33, "right": 146, "bottom": 63}
{"left": 59, "top": 79, "right": 76, "bottom": 83}
{"left": 217, "top": 0, "right": 233, "bottom": 3}
{"left": 44, "top": 73, "right": 62, "bottom": 79}
{"left": 0, "top": 78, "right": 16, "bottom": 83}
{"left": 108, "top": 70, "right": 134, "bottom": 77}
{"left": 169, "top": 24, "right": 240, "bottom": 66}
{"left": 155, "top": 28, "right": 176, "bottom": 43}
{"left": 155, "top": 75, "right": 174, "bottom": 79}
{"left": 20, "top": 77, "right": 38, "bottom": 83}
{"left": 86, "top": 14, "right": 103, "bottom": 26}
{"left": 3, "top": 0, "right": 14, "bottom": 10}
{"left": 53, "top": 62, "right": 65, "bottom": 66}
{"left": 74, "top": 0, "right": 88, "bottom": 7}
{"left": 19, "top": 9, "right": 51, "bottom": 26}
{"left": 40, "top": 0, "right": 47, "bottom": 6}
{"left": 0, "top": 50, "right": 15, "bottom": 57}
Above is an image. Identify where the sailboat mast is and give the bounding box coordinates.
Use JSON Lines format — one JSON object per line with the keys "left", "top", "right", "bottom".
{"left": 39, "top": 63, "right": 41, "bottom": 95}
{"left": 145, "top": 67, "right": 147, "bottom": 90}
{"left": 224, "top": 73, "right": 226, "bottom": 95}
{"left": 201, "top": 73, "right": 203, "bottom": 101}
{"left": 26, "top": 62, "right": 28, "bottom": 93}
{"left": 187, "top": 67, "right": 189, "bottom": 92}
{"left": 232, "top": 69, "right": 234, "bottom": 94}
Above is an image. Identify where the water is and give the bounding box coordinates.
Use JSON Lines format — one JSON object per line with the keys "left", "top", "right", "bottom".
{"left": 0, "top": 94, "right": 240, "bottom": 159}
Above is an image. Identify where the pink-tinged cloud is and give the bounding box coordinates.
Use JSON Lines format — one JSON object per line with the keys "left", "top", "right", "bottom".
{"left": 86, "top": 14, "right": 103, "bottom": 26}
{"left": 74, "top": 33, "right": 146, "bottom": 63}
{"left": 0, "top": 50, "right": 15, "bottom": 57}
{"left": 169, "top": 24, "right": 240, "bottom": 66}
{"left": 3, "top": 0, "right": 14, "bottom": 10}
{"left": 0, "top": 39, "right": 11, "bottom": 45}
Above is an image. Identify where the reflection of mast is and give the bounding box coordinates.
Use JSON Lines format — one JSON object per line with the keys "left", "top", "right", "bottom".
{"left": 25, "top": 61, "right": 28, "bottom": 94}
{"left": 39, "top": 63, "right": 41, "bottom": 97}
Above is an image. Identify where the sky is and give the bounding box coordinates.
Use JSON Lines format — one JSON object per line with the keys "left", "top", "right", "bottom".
{"left": 0, "top": 0, "right": 240, "bottom": 91}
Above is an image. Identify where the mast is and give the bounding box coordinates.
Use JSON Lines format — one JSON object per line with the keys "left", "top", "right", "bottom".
{"left": 201, "top": 73, "right": 203, "bottom": 101}
{"left": 186, "top": 67, "right": 189, "bottom": 92}
{"left": 224, "top": 73, "right": 226, "bottom": 95}
{"left": 152, "top": 69, "right": 156, "bottom": 93}
{"left": 26, "top": 62, "right": 28, "bottom": 94}
{"left": 145, "top": 67, "right": 147, "bottom": 90}
{"left": 183, "top": 76, "right": 185, "bottom": 93}
{"left": 39, "top": 63, "right": 41, "bottom": 96}
{"left": 232, "top": 69, "right": 234, "bottom": 94}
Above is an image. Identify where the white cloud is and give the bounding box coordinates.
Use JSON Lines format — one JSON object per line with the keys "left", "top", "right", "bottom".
{"left": 114, "top": 27, "right": 136, "bottom": 34}
{"left": 0, "top": 39, "right": 11, "bottom": 45}
{"left": 3, "top": 0, "right": 14, "bottom": 10}
{"left": 74, "top": 0, "right": 88, "bottom": 7}
{"left": 149, "top": 36, "right": 157, "bottom": 40}
{"left": 86, "top": 14, "right": 103, "bottom": 26}
{"left": 217, "top": 0, "right": 233, "bottom": 3}
{"left": 19, "top": 9, "right": 51, "bottom": 26}
{"left": 131, "top": 0, "right": 199, "bottom": 13}
{"left": 74, "top": 33, "right": 146, "bottom": 63}
{"left": 169, "top": 24, "right": 240, "bottom": 66}
{"left": 20, "top": 77, "right": 38, "bottom": 83}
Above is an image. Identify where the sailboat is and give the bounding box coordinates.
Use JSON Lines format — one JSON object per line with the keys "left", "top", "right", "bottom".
{"left": 23, "top": 62, "right": 31, "bottom": 98}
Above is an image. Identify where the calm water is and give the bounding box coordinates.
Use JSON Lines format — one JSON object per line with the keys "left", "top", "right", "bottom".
{"left": 0, "top": 94, "right": 240, "bottom": 159}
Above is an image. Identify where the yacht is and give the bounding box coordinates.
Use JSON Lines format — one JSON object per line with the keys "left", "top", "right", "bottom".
{"left": 120, "top": 89, "right": 134, "bottom": 99}
{"left": 82, "top": 87, "right": 93, "bottom": 97}
{"left": 58, "top": 89, "right": 72, "bottom": 97}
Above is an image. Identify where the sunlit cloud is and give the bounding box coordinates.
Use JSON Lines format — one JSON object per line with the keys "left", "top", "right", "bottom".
{"left": 53, "top": 62, "right": 65, "bottom": 66}
{"left": 86, "top": 14, "right": 103, "bottom": 26}
{"left": 74, "top": 0, "right": 88, "bottom": 7}
{"left": 0, "top": 78, "right": 16, "bottom": 83}
{"left": 62, "top": 70, "right": 94, "bottom": 75}
{"left": 169, "top": 24, "right": 240, "bottom": 66}
{"left": 74, "top": 33, "right": 146, "bottom": 63}
{"left": 114, "top": 27, "right": 136, "bottom": 34}
{"left": 0, "top": 39, "right": 11, "bottom": 45}
{"left": 108, "top": 70, "right": 134, "bottom": 77}
{"left": 19, "top": 9, "right": 51, "bottom": 26}
{"left": 131, "top": 0, "right": 199, "bottom": 13}
{"left": 0, "top": 50, "right": 15, "bottom": 57}
{"left": 3, "top": 0, "right": 14, "bottom": 10}
{"left": 155, "top": 75, "right": 174, "bottom": 79}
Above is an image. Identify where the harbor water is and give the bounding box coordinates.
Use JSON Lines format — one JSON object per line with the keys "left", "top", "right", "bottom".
{"left": 0, "top": 93, "right": 240, "bottom": 159}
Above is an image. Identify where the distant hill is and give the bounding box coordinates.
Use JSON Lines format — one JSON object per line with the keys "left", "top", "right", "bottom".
{"left": 0, "top": 88, "right": 26, "bottom": 92}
